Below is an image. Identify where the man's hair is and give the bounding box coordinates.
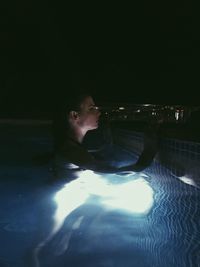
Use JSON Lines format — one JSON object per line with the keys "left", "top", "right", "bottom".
{"left": 64, "top": 91, "right": 91, "bottom": 113}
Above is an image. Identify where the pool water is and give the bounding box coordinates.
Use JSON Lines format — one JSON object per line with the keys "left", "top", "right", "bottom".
{"left": 0, "top": 122, "right": 200, "bottom": 267}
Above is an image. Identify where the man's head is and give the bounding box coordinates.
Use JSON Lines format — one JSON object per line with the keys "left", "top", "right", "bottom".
{"left": 67, "top": 94, "right": 101, "bottom": 132}
{"left": 52, "top": 91, "right": 101, "bottom": 150}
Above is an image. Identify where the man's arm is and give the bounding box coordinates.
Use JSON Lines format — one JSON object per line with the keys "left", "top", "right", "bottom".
{"left": 62, "top": 123, "right": 159, "bottom": 174}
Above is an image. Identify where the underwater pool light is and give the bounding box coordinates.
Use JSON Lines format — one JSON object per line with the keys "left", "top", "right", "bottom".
{"left": 101, "top": 178, "right": 154, "bottom": 214}
{"left": 33, "top": 171, "right": 154, "bottom": 265}
{"left": 54, "top": 170, "right": 154, "bottom": 226}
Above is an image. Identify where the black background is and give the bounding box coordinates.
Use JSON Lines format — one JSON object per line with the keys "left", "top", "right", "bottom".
{"left": 0, "top": 1, "right": 199, "bottom": 116}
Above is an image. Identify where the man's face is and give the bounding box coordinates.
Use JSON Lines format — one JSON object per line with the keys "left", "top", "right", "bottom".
{"left": 77, "top": 96, "right": 101, "bottom": 131}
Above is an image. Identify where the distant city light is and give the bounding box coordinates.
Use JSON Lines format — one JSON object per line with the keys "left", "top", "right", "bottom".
{"left": 99, "top": 104, "right": 193, "bottom": 123}
{"left": 175, "top": 110, "right": 179, "bottom": 121}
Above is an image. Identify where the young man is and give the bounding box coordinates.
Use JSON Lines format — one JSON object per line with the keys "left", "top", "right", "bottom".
{"left": 52, "top": 92, "right": 158, "bottom": 178}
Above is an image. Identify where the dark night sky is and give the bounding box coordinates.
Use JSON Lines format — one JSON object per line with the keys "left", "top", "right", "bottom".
{"left": 0, "top": 1, "right": 199, "bottom": 115}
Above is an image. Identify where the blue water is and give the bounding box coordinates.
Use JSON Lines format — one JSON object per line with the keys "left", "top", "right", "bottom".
{"left": 0, "top": 122, "right": 200, "bottom": 267}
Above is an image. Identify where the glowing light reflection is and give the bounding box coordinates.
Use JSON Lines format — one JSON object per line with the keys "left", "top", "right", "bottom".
{"left": 178, "top": 176, "right": 197, "bottom": 187}
{"left": 33, "top": 171, "right": 154, "bottom": 265}
{"left": 54, "top": 170, "right": 154, "bottom": 226}
{"left": 102, "top": 178, "right": 154, "bottom": 213}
